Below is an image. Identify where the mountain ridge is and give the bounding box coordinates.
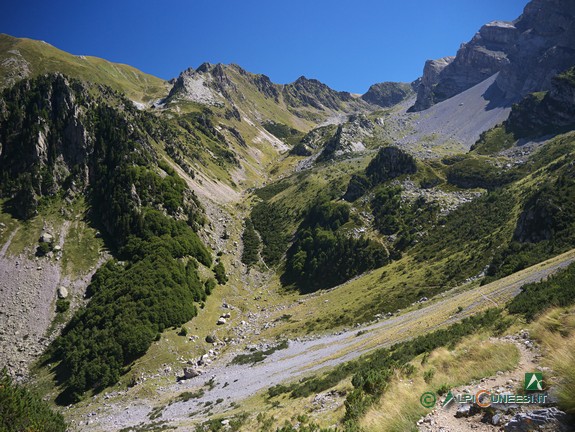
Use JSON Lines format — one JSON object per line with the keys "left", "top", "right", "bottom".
{"left": 411, "top": 0, "right": 575, "bottom": 111}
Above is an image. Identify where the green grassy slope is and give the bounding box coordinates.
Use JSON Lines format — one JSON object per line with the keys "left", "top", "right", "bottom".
{"left": 0, "top": 33, "right": 168, "bottom": 102}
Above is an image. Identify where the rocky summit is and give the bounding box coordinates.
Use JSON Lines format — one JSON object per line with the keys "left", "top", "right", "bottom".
{"left": 411, "top": 0, "right": 575, "bottom": 111}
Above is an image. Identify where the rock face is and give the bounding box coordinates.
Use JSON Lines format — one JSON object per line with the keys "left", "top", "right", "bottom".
{"left": 361, "top": 82, "right": 415, "bottom": 108}
{"left": 317, "top": 114, "right": 374, "bottom": 161}
{"left": 411, "top": 21, "right": 516, "bottom": 111}
{"left": 411, "top": 0, "right": 575, "bottom": 111}
{"left": 182, "top": 367, "right": 202, "bottom": 379}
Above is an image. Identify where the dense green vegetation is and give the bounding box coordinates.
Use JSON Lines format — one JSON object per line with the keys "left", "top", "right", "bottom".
{"left": 413, "top": 188, "right": 516, "bottom": 283}
{"left": 344, "top": 146, "right": 416, "bottom": 201}
{"left": 365, "top": 146, "right": 417, "bottom": 185}
{"left": 251, "top": 201, "right": 290, "bottom": 266}
{"left": 371, "top": 185, "right": 439, "bottom": 251}
{"left": 445, "top": 155, "right": 518, "bottom": 190}
{"left": 213, "top": 260, "right": 228, "bottom": 285}
{"left": 0, "top": 369, "right": 67, "bottom": 432}
{"left": 0, "top": 75, "right": 216, "bottom": 401}
{"left": 241, "top": 218, "right": 260, "bottom": 266}
{"left": 254, "top": 180, "right": 292, "bottom": 201}
{"left": 471, "top": 125, "right": 516, "bottom": 155}
{"left": 262, "top": 121, "right": 304, "bottom": 146}
{"left": 485, "top": 160, "right": 575, "bottom": 283}
{"left": 268, "top": 309, "right": 506, "bottom": 426}
{"left": 283, "top": 199, "right": 388, "bottom": 292}
{"left": 508, "top": 262, "right": 575, "bottom": 321}
{"left": 230, "top": 340, "right": 289, "bottom": 365}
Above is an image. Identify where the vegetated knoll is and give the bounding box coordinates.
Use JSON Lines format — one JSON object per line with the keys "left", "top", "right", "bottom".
{"left": 361, "top": 81, "right": 415, "bottom": 108}
{"left": 279, "top": 132, "right": 575, "bottom": 327}
{"left": 0, "top": 74, "right": 222, "bottom": 402}
{"left": 282, "top": 197, "right": 388, "bottom": 292}
{"left": 316, "top": 114, "right": 375, "bottom": 162}
{"left": 472, "top": 66, "right": 575, "bottom": 155}
{"left": 343, "top": 145, "right": 417, "bottom": 201}
{"left": 411, "top": 0, "right": 575, "bottom": 111}
{"left": 0, "top": 33, "right": 168, "bottom": 103}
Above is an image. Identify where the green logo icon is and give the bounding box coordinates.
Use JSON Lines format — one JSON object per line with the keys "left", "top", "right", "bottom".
{"left": 525, "top": 373, "right": 543, "bottom": 391}
{"left": 420, "top": 392, "right": 437, "bottom": 408}
{"left": 442, "top": 390, "right": 455, "bottom": 408}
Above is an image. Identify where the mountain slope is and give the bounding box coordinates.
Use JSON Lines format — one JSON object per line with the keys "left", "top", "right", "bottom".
{"left": 166, "top": 62, "right": 374, "bottom": 131}
{"left": 0, "top": 34, "right": 169, "bottom": 103}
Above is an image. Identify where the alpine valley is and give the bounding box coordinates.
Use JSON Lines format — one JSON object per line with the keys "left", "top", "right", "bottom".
{"left": 1, "top": 1, "right": 575, "bottom": 431}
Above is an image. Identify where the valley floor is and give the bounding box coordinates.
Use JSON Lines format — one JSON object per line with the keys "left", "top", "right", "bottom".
{"left": 72, "top": 248, "right": 575, "bottom": 431}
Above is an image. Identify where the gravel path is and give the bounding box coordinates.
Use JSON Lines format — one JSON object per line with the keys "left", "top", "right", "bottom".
{"left": 86, "top": 249, "right": 575, "bottom": 431}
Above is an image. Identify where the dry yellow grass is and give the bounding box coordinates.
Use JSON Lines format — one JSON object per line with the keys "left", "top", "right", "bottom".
{"left": 361, "top": 336, "right": 519, "bottom": 432}
{"left": 531, "top": 306, "right": 575, "bottom": 415}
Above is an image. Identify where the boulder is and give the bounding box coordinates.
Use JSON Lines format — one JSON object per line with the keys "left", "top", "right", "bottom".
{"left": 205, "top": 335, "right": 217, "bottom": 344}
{"left": 182, "top": 367, "right": 202, "bottom": 379}
{"left": 217, "top": 317, "right": 226, "bottom": 325}
{"left": 455, "top": 404, "right": 473, "bottom": 418}
{"left": 505, "top": 407, "right": 569, "bottom": 431}
{"left": 57, "top": 287, "right": 68, "bottom": 299}
{"left": 40, "top": 232, "right": 53, "bottom": 243}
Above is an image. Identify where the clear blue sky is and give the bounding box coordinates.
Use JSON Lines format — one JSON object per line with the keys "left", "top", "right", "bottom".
{"left": 1, "top": 0, "right": 528, "bottom": 93}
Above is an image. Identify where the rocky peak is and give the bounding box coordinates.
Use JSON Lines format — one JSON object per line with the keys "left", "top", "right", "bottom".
{"left": 168, "top": 62, "right": 236, "bottom": 106}
{"left": 283, "top": 75, "right": 354, "bottom": 111}
{"left": 495, "top": 0, "right": 575, "bottom": 100}
{"left": 411, "top": 0, "right": 575, "bottom": 112}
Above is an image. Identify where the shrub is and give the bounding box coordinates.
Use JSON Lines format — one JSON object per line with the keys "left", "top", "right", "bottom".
{"left": 55, "top": 299, "right": 70, "bottom": 313}
{"left": 214, "top": 261, "right": 228, "bottom": 285}
{"left": 0, "top": 369, "right": 66, "bottom": 431}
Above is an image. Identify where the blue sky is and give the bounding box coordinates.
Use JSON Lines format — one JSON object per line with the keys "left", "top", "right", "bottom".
{"left": 1, "top": 0, "right": 527, "bottom": 93}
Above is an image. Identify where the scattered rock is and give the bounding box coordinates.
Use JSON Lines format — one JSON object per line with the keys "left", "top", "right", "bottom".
{"left": 504, "top": 407, "right": 569, "bottom": 431}
{"left": 492, "top": 413, "right": 502, "bottom": 426}
{"left": 455, "top": 404, "right": 475, "bottom": 418}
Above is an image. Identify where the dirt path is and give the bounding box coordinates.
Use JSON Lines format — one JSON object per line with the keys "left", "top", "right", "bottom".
{"left": 83, "top": 249, "right": 575, "bottom": 431}
{"left": 418, "top": 334, "right": 540, "bottom": 432}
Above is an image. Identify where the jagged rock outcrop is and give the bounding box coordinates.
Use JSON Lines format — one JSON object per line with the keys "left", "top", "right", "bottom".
{"left": 361, "top": 81, "right": 415, "bottom": 108}
{"left": 411, "top": 0, "right": 575, "bottom": 111}
{"left": 317, "top": 114, "right": 374, "bottom": 161}
{"left": 497, "top": 0, "right": 575, "bottom": 100}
